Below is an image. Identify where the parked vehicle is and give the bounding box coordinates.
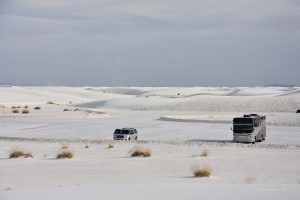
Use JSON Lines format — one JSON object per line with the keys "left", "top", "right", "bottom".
{"left": 113, "top": 128, "right": 138, "bottom": 140}
{"left": 232, "top": 114, "right": 266, "bottom": 143}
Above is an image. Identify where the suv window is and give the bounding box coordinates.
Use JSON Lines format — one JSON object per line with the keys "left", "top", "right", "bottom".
{"left": 121, "top": 130, "right": 130, "bottom": 134}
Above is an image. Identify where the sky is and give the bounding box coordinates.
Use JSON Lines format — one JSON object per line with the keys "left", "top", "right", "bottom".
{"left": 0, "top": 0, "right": 299, "bottom": 86}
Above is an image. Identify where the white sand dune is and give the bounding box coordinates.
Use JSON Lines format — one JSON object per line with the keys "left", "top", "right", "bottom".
{"left": 1, "top": 86, "right": 299, "bottom": 199}
{"left": 1, "top": 86, "right": 299, "bottom": 112}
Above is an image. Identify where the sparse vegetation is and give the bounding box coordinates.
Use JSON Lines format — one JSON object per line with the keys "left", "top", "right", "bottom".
{"left": 12, "top": 108, "right": 19, "bottom": 113}
{"left": 74, "top": 108, "right": 80, "bottom": 111}
{"left": 201, "top": 149, "right": 209, "bottom": 157}
{"left": 9, "top": 149, "right": 33, "bottom": 158}
{"left": 192, "top": 149, "right": 209, "bottom": 157}
{"left": 108, "top": 143, "right": 114, "bottom": 149}
{"left": 85, "top": 144, "right": 89, "bottom": 149}
{"left": 63, "top": 108, "right": 72, "bottom": 112}
{"left": 192, "top": 165, "right": 212, "bottom": 177}
{"left": 11, "top": 106, "right": 16, "bottom": 109}
{"left": 34, "top": 106, "right": 41, "bottom": 110}
{"left": 245, "top": 176, "right": 256, "bottom": 184}
{"left": 56, "top": 149, "right": 73, "bottom": 159}
{"left": 24, "top": 105, "right": 29, "bottom": 108}
{"left": 130, "top": 146, "right": 152, "bottom": 157}
{"left": 47, "top": 101, "right": 55, "bottom": 104}
{"left": 22, "top": 108, "right": 30, "bottom": 114}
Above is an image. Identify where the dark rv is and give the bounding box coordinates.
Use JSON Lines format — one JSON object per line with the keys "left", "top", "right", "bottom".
{"left": 232, "top": 114, "right": 266, "bottom": 143}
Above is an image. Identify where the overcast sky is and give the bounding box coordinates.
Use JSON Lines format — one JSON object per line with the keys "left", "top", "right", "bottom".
{"left": 0, "top": 0, "right": 299, "bottom": 86}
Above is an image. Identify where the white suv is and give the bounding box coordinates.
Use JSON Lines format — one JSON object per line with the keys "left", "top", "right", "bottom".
{"left": 113, "top": 128, "right": 138, "bottom": 140}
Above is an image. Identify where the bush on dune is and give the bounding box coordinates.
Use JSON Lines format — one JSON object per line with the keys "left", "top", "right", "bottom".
{"left": 57, "top": 149, "right": 73, "bottom": 159}
{"left": 34, "top": 106, "right": 41, "bottom": 110}
{"left": 201, "top": 149, "right": 209, "bottom": 157}
{"left": 22, "top": 108, "right": 30, "bottom": 114}
{"left": 12, "top": 108, "right": 19, "bottom": 113}
{"left": 192, "top": 165, "right": 212, "bottom": 177}
{"left": 108, "top": 143, "right": 114, "bottom": 149}
{"left": 9, "top": 149, "right": 33, "bottom": 158}
{"left": 130, "top": 146, "right": 152, "bottom": 157}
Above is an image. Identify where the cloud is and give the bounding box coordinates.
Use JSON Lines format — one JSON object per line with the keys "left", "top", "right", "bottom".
{"left": 0, "top": 0, "right": 299, "bottom": 86}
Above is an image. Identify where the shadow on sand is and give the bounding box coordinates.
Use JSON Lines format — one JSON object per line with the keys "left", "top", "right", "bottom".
{"left": 186, "top": 139, "right": 232, "bottom": 144}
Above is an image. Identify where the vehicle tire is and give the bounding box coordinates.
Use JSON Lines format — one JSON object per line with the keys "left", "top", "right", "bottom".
{"left": 135, "top": 136, "right": 137, "bottom": 140}
{"left": 252, "top": 137, "right": 256, "bottom": 144}
{"left": 128, "top": 137, "right": 130, "bottom": 141}
{"left": 262, "top": 135, "right": 265, "bottom": 140}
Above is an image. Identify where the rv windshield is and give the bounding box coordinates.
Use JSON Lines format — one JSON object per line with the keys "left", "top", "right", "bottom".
{"left": 233, "top": 124, "right": 253, "bottom": 133}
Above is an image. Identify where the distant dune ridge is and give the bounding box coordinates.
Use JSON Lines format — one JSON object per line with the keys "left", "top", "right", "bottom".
{"left": 1, "top": 86, "right": 299, "bottom": 113}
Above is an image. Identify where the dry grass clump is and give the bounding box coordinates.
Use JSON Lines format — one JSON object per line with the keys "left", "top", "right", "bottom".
{"left": 108, "top": 143, "right": 114, "bottom": 149}
{"left": 130, "top": 146, "right": 152, "bottom": 157}
{"left": 12, "top": 108, "right": 19, "bottom": 113}
{"left": 34, "top": 106, "right": 41, "bottom": 110}
{"left": 56, "top": 149, "right": 73, "bottom": 159}
{"left": 9, "top": 149, "right": 33, "bottom": 159}
{"left": 85, "top": 144, "right": 89, "bottom": 149}
{"left": 192, "top": 165, "right": 212, "bottom": 177}
{"left": 24, "top": 105, "right": 29, "bottom": 108}
{"left": 47, "top": 101, "right": 55, "bottom": 104}
{"left": 63, "top": 108, "right": 72, "bottom": 112}
{"left": 22, "top": 108, "right": 30, "bottom": 114}
{"left": 245, "top": 176, "right": 256, "bottom": 184}
{"left": 11, "top": 106, "right": 16, "bottom": 109}
{"left": 201, "top": 149, "right": 209, "bottom": 157}
{"left": 74, "top": 108, "right": 80, "bottom": 111}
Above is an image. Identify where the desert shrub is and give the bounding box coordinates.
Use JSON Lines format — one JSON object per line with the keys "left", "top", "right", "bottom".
{"left": 85, "top": 144, "right": 89, "bottom": 149}
{"left": 130, "top": 146, "right": 152, "bottom": 157}
{"left": 74, "top": 108, "right": 80, "bottom": 111}
{"left": 34, "top": 106, "right": 41, "bottom": 110}
{"left": 11, "top": 106, "right": 16, "bottom": 109}
{"left": 47, "top": 101, "right": 55, "bottom": 104}
{"left": 57, "top": 150, "right": 73, "bottom": 159}
{"left": 22, "top": 108, "right": 30, "bottom": 114}
{"left": 24, "top": 105, "right": 29, "bottom": 108}
{"left": 63, "top": 108, "right": 72, "bottom": 112}
{"left": 9, "top": 149, "right": 33, "bottom": 158}
{"left": 245, "top": 176, "right": 256, "bottom": 184}
{"left": 201, "top": 149, "right": 209, "bottom": 157}
{"left": 108, "top": 143, "right": 114, "bottom": 149}
{"left": 192, "top": 165, "right": 212, "bottom": 177}
{"left": 12, "top": 108, "right": 19, "bottom": 113}
{"left": 17, "top": 106, "right": 21, "bottom": 108}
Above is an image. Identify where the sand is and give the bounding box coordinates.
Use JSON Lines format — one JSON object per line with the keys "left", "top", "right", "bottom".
{"left": 0, "top": 86, "right": 299, "bottom": 199}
